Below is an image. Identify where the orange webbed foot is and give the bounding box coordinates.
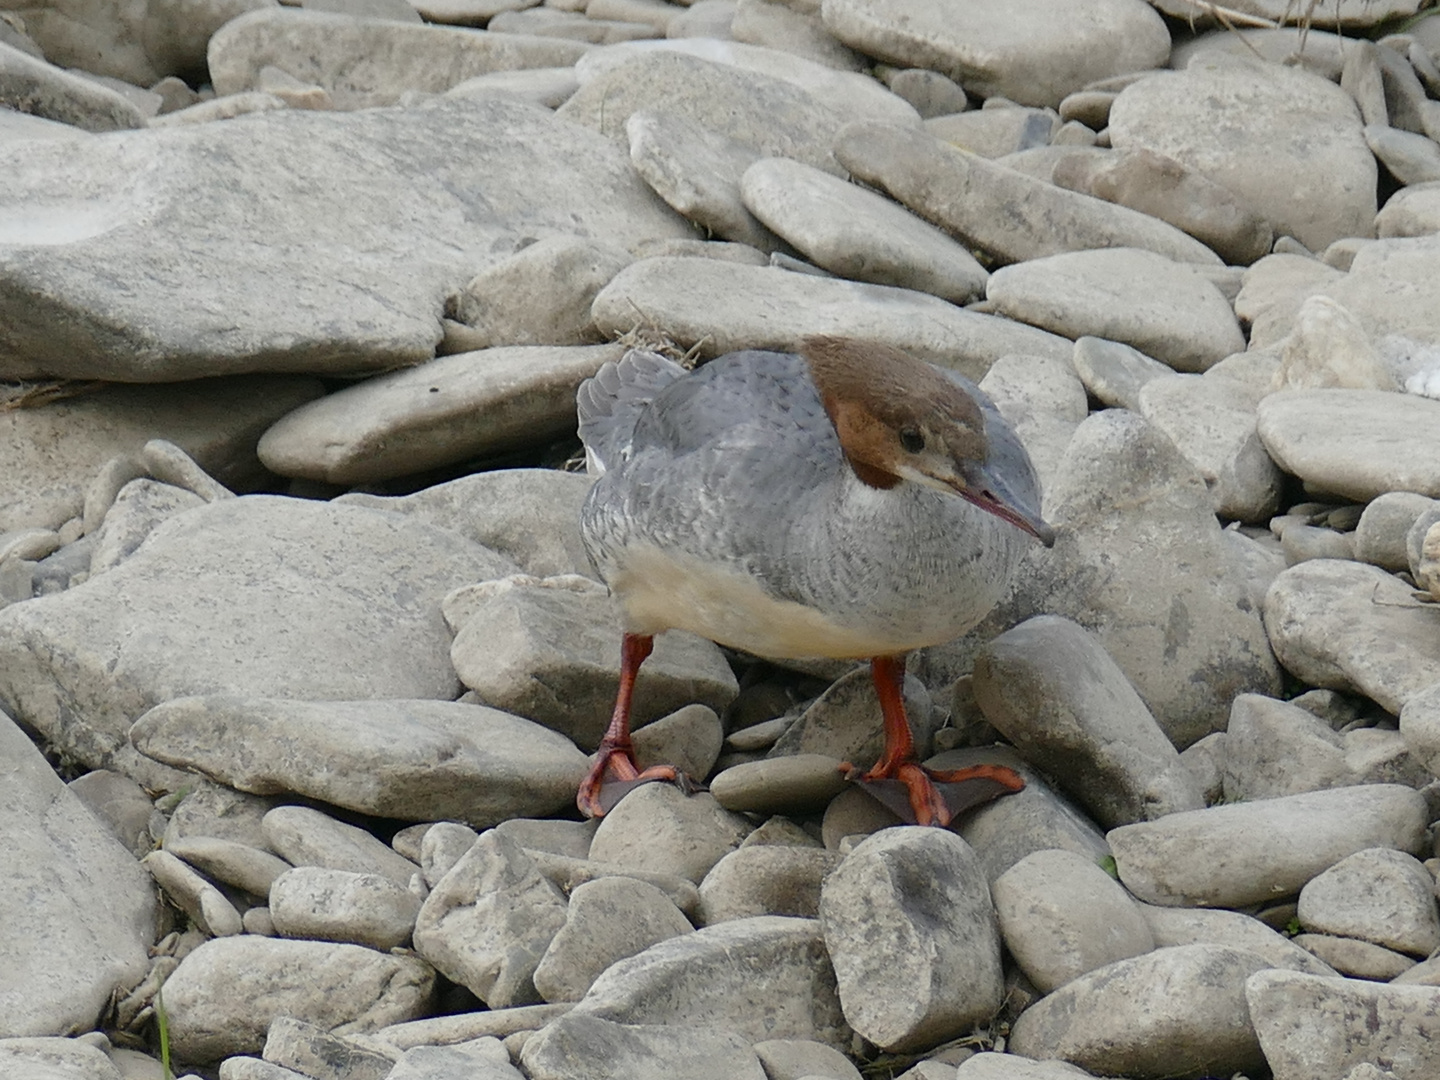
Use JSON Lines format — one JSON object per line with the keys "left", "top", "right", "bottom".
{"left": 843, "top": 760, "right": 1025, "bottom": 827}
{"left": 577, "top": 746, "right": 698, "bottom": 818}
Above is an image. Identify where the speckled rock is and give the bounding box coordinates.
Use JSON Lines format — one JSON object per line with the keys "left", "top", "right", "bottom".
{"left": 208, "top": 9, "right": 589, "bottom": 107}
{"left": 1052, "top": 146, "right": 1274, "bottom": 265}
{"left": 1108, "top": 56, "right": 1376, "bottom": 252}
{"left": 0, "top": 96, "right": 689, "bottom": 382}
{"left": 1108, "top": 784, "right": 1428, "bottom": 908}
{"left": 590, "top": 255, "right": 1071, "bottom": 381}
{"left": 413, "top": 830, "right": 568, "bottom": 1008}
{"left": 268, "top": 866, "right": 422, "bottom": 951}
{"left": 588, "top": 784, "right": 752, "bottom": 884}
{"left": 973, "top": 615, "right": 1205, "bottom": 828}
{"left": 835, "top": 122, "right": 1224, "bottom": 269}
{"left": 1140, "top": 903, "right": 1339, "bottom": 978}
{"left": 820, "top": 828, "right": 1002, "bottom": 1053}
{"left": 929, "top": 409, "right": 1283, "bottom": 749}
{"left": 161, "top": 937, "right": 434, "bottom": 1061}
{"left": 532, "top": 877, "right": 693, "bottom": 1002}
{"left": 571, "top": 916, "right": 849, "bottom": 1049}
{"left": 942, "top": 747, "right": 1112, "bottom": 886}
{"left": 697, "top": 844, "right": 842, "bottom": 925}
{"left": 1070, "top": 336, "right": 1173, "bottom": 411}
{"left": 1263, "top": 558, "right": 1440, "bottom": 716}
{"left": 446, "top": 574, "right": 737, "bottom": 751}
{"left": 1136, "top": 374, "right": 1282, "bottom": 522}
{"left": 132, "top": 696, "right": 587, "bottom": 828}
{"left": 521, "top": 1013, "right": 767, "bottom": 1080}
{"left": 1297, "top": 848, "right": 1440, "bottom": 957}
{"left": 1008, "top": 945, "right": 1268, "bottom": 1079}
{"left": 256, "top": 344, "right": 626, "bottom": 485}
{"left": 1, "top": 711, "right": 157, "bottom": 1038}
{"left": 1246, "top": 969, "right": 1440, "bottom": 1080}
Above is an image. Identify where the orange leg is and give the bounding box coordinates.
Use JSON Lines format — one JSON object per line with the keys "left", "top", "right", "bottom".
{"left": 576, "top": 633, "right": 682, "bottom": 818}
{"left": 849, "top": 654, "right": 1025, "bottom": 827}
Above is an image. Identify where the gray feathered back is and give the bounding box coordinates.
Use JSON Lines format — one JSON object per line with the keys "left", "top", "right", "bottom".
{"left": 576, "top": 349, "right": 687, "bottom": 475}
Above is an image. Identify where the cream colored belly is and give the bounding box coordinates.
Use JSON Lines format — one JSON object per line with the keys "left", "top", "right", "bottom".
{"left": 606, "top": 544, "right": 922, "bottom": 660}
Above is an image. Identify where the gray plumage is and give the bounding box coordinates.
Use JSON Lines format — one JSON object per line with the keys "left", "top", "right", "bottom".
{"left": 576, "top": 346, "right": 1046, "bottom": 659}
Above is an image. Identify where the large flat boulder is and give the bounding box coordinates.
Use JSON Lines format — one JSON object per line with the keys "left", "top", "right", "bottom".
{"left": 0, "top": 496, "right": 517, "bottom": 786}
{"left": 0, "top": 96, "right": 691, "bottom": 382}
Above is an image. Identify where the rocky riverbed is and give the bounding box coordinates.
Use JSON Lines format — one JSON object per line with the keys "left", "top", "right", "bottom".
{"left": 5, "top": 0, "right": 1440, "bottom": 1078}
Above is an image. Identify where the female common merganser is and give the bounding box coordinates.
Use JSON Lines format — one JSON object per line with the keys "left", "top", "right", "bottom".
{"left": 576, "top": 335, "right": 1055, "bottom": 826}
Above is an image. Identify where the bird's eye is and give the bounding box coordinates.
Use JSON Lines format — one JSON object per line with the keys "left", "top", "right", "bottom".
{"left": 898, "top": 427, "right": 925, "bottom": 453}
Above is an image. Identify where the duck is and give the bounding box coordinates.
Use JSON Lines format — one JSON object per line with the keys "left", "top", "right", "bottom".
{"left": 574, "top": 335, "right": 1054, "bottom": 826}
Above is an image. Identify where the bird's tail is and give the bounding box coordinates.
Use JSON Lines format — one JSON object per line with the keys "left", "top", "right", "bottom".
{"left": 576, "top": 348, "right": 686, "bottom": 475}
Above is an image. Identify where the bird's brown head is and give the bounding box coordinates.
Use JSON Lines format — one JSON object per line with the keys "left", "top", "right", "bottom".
{"left": 801, "top": 335, "right": 1055, "bottom": 547}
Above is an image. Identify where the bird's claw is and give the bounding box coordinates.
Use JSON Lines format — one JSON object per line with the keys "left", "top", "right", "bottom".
{"left": 577, "top": 746, "right": 701, "bottom": 818}
{"left": 842, "top": 760, "right": 1025, "bottom": 827}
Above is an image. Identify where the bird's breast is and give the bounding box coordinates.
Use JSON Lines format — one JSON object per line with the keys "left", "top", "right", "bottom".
{"left": 603, "top": 542, "right": 937, "bottom": 660}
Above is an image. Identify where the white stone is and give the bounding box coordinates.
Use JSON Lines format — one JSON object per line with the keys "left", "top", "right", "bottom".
{"left": 820, "top": 829, "right": 1002, "bottom": 1052}
{"left": 572, "top": 37, "right": 918, "bottom": 129}
{"left": 740, "top": 156, "right": 988, "bottom": 303}
{"left": 819, "top": 0, "right": 1170, "bottom": 108}
{"left": 335, "top": 468, "right": 594, "bottom": 579}
{"left": 0, "top": 1038, "right": 124, "bottom": 1080}
{"left": 1377, "top": 180, "right": 1440, "bottom": 237}
{"left": 992, "top": 848, "right": 1154, "bottom": 993}
{"left": 262, "top": 806, "right": 419, "bottom": 888}
{"left": 987, "top": 248, "right": 1245, "bottom": 373}
{"left": 1263, "top": 558, "right": 1440, "bottom": 715}
{"left": 1109, "top": 57, "right": 1376, "bottom": 252}
{"left": 532, "top": 877, "right": 693, "bottom": 1002}
{"left": 0, "top": 41, "right": 145, "bottom": 131}
{"left": 572, "top": 915, "right": 849, "bottom": 1049}
{"left": 269, "top": 867, "right": 423, "bottom": 951}
{"left": 446, "top": 574, "right": 737, "bottom": 751}
{"left": 1257, "top": 389, "right": 1440, "bottom": 502}
{"left": 1274, "top": 296, "right": 1401, "bottom": 392}
{"left": 132, "top": 696, "right": 588, "bottom": 828}
{"left": 256, "top": 344, "right": 627, "bottom": 483}
{"left": 142, "top": 850, "right": 243, "bottom": 938}
{"left": 1137, "top": 374, "right": 1282, "bottom": 522}
{"left": 591, "top": 256, "right": 1071, "bottom": 382}
{"left": 589, "top": 784, "right": 752, "bottom": 884}
{"left": 162, "top": 937, "right": 433, "bottom": 1061}
{"left": 835, "top": 122, "right": 1224, "bottom": 269}
{"left": 1009, "top": 945, "right": 1268, "bottom": 1078}
{"left": 0, "top": 378, "right": 319, "bottom": 533}
{"left": 1297, "top": 848, "right": 1440, "bottom": 957}
{"left": 521, "top": 1014, "right": 767, "bottom": 1080}
{"left": 413, "top": 831, "right": 568, "bottom": 1008}
{"left": 1108, "top": 784, "right": 1428, "bottom": 908}
{"left": 1140, "top": 903, "right": 1339, "bottom": 978}
{"left": 973, "top": 615, "right": 1205, "bottom": 828}
{"left": 1246, "top": 969, "right": 1440, "bottom": 1080}
{"left": 626, "top": 108, "right": 784, "bottom": 251}
{"left": 928, "top": 410, "right": 1283, "bottom": 749}
{"left": 0, "top": 496, "right": 516, "bottom": 786}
